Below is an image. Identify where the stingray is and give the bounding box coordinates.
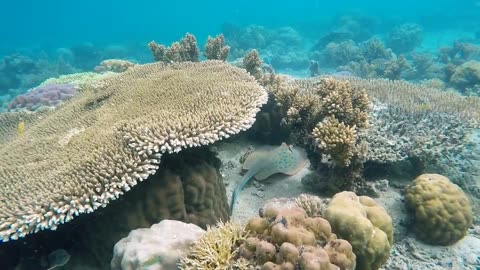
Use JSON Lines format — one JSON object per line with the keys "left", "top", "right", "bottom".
{"left": 230, "top": 143, "right": 308, "bottom": 213}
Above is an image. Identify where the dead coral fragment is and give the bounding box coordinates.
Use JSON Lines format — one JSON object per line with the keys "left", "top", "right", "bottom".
{"left": 204, "top": 34, "right": 230, "bottom": 61}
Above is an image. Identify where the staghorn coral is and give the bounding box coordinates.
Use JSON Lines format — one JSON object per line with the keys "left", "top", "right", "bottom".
{"left": 148, "top": 33, "right": 199, "bottom": 63}
{"left": 0, "top": 61, "right": 267, "bottom": 242}
{"left": 312, "top": 116, "right": 357, "bottom": 167}
{"left": 321, "top": 40, "right": 364, "bottom": 67}
{"left": 324, "top": 191, "right": 393, "bottom": 270}
{"left": 405, "top": 174, "right": 472, "bottom": 245}
{"left": 243, "top": 49, "right": 263, "bottom": 80}
{"left": 178, "top": 221, "right": 250, "bottom": 270}
{"left": 204, "top": 34, "right": 230, "bottom": 61}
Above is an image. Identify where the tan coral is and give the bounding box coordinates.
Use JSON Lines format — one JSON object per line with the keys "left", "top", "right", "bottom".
{"left": 97, "top": 59, "right": 136, "bottom": 73}
{"left": 405, "top": 174, "right": 472, "bottom": 245}
{"left": 240, "top": 206, "right": 354, "bottom": 269}
{"left": 312, "top": 116, "right": 357, "bottom": 166}
{"left": 0, "top": 60, "right": 268, "bottom": 242}
{"left": 204, "top": 34, "right": 230, "bottom": 61}
{"left": 324, "top": 191, "right": 393, "bottom": 270}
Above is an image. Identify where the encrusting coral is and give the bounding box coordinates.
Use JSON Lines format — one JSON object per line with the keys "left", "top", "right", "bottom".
{"left": 0, "top": 60, "right": 267, "bottom": 242}
{"left": 7, "top": 83, "right": 78, "bottom": 111}
{"left": 405, "top": 174, "right": 473, "bottom": 245}
{"left": 324, "top": 191, "right": 393, "bottom": 270}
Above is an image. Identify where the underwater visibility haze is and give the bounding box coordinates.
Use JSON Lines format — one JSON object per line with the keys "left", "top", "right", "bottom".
{"left": 0, "top": 0, "right": 479, "bottom": 269}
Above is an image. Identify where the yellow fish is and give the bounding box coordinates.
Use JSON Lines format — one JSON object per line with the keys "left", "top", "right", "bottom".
{"left": 17, "top": 120, "right": 25, "bottom": 136}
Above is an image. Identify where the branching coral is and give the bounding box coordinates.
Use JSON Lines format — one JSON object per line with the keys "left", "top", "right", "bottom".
{"left": 265, "top": 76, "right": 369, "bottom": 154}
{"left": 312, "top": 116, "right": 357, "bottom": 167}
{"left": 204, "top": 34, "right": 230, "bottom": 61}
{"left": 243, "top": 49, "right": 263, "bottom": 80}
{"left": 178, "top": 221, "right": 250, "bottom": 270}
{"left": 148, "top": 33, "right": 199, "bottom": 63}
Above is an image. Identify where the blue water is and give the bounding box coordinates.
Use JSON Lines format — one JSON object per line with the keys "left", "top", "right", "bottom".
{"left": 1, "top": 0, "right": 478, "bottom": 53}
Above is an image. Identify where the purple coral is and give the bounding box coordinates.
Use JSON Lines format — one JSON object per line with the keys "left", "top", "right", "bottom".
{"left": 8, "top": 83, "right": 77, "bottom": 111}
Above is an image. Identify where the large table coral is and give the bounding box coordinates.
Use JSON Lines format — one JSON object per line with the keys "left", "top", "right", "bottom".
{"left": 0, "top": 60, "right": 268, "bottom": 242}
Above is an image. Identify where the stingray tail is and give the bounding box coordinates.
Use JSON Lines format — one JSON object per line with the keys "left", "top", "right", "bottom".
{"left": 230, "top": 169, "right": 257, "bottom": 215}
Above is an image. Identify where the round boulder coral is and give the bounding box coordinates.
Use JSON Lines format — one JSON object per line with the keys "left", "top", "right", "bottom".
{"left": 405, "top": 173, "right": 473, "bottom": 245}
{"left": 324, "top": 191, "right": 393, "bottom": 270}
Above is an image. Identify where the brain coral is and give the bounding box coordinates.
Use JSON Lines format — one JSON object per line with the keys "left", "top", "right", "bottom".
{"left": 324, "top": 191, "right": 393, "bottom": 270}
{"left": 405, "top": 174, "right": 473, "bottom": 245}
{"left": 0, "top": 60, "right": 267, "bottom": 242}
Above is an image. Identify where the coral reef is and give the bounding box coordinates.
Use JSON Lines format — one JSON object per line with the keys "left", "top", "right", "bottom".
{"left": 7, "top": 83, "right": 77, "bottom": 111}
{"left": 266, "top": 76, "right": 369, "bottom": 151}
{"left": 321, "top": 40, "right": 364, "bottom": 67}
{"left": 204, "top": 34, "right": 230, "bottom": 61}
{"left": 111, "top": 220, "right": 205, "bottom": 270}
{"left": 243, "top": 49, "right": 263, "bottom": 80}
{"left": 450, "top": 60, "right": 480, "bottom": 92}
{"left": 240, "top": 206, "right": 356, "bottom": 270}
{"left": 148, "top": 33, "right": 199, "bottom": 63}
{"left": 405, "top": 174, "right": 473, "bottom": 245}
{"left": 324, "top": 191, "right": 393, "bottom": 270}
{"left": 39, "top": 71, "right": 118, "bottom": 89}
{"left": 0, "top": 61, "right": 267, "bottom": 242}
{"left": 312, "top": 116, "right": 357, "bottom": 167}
{"left": 386, "top": 23, "right": 423, "bottom": 53}
{"left": 178, "top": 221, "right": 249, "bottom": 269}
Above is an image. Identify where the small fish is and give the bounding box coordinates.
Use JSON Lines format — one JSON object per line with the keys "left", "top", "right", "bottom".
{"left": 17, "top": 119, "right": 25, "bottom": 136}
{"left": 141, "top": 256, "right": 163, "bottom": 268}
